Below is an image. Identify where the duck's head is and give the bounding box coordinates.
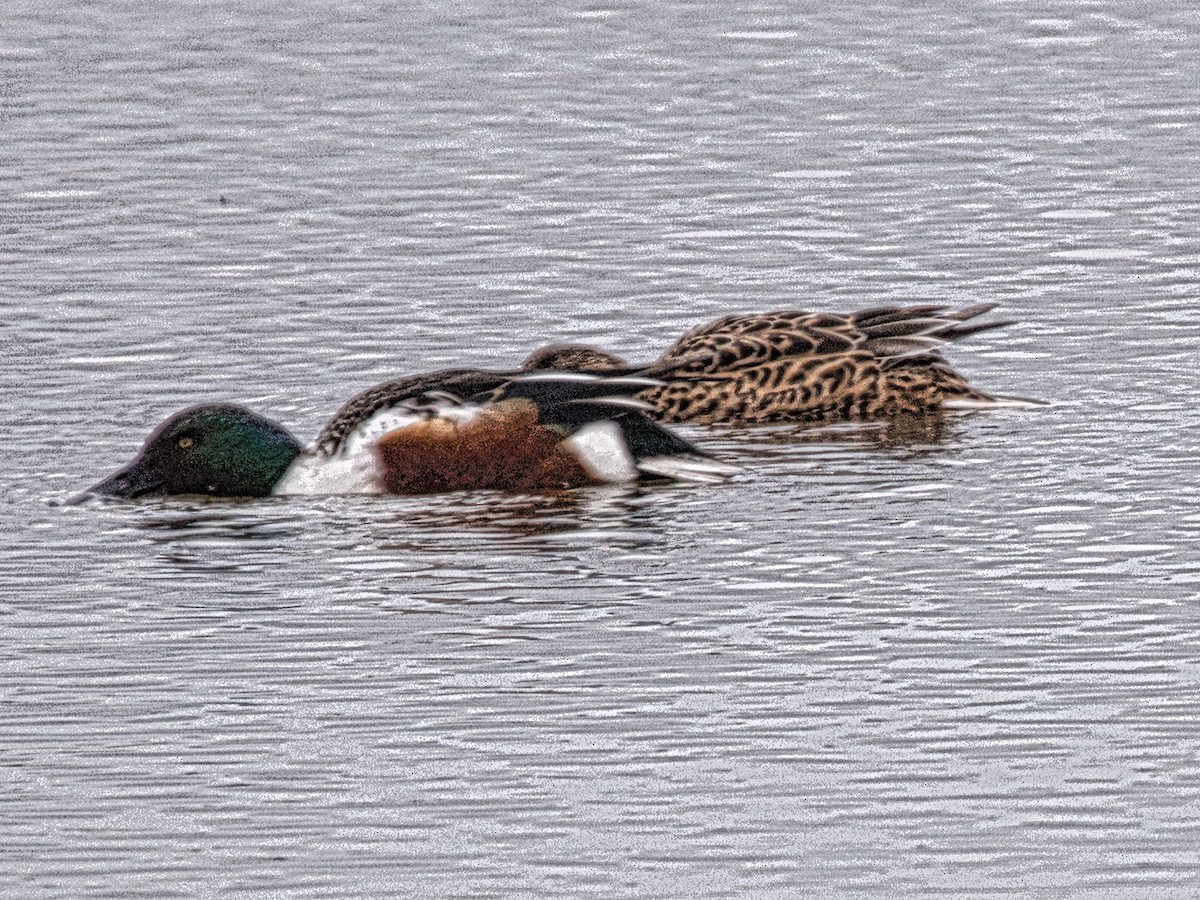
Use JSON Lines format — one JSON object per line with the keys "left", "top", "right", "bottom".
{"left": 84, "top": 403, "right": 303, "bottom": 499}
{"left": 520, "top": 343, "right": 631, "bottom": 374}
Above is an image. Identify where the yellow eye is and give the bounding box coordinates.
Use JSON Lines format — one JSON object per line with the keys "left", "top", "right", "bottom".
{"left": 178, "top": 436, "right": 195, "bottom": 449}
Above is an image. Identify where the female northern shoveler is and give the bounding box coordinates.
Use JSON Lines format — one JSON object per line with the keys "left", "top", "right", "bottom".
{"left": 520, "top": 304, "right": 1038, "bottom": 425}
{"left": 82, "top": 373, "right": 735, "bottom": 500}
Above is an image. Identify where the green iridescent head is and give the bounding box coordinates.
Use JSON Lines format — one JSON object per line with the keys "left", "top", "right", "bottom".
{"left": 85, "top": 403, "right": 303, "bottom": 499}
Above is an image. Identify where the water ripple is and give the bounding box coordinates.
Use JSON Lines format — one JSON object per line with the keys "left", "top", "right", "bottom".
{"left": 5, "top": 1, "right": 1200, "bottom": 898}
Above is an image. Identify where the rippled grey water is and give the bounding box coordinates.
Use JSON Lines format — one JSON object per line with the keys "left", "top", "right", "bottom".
{"left": 5, "top": 1, "right": 1200, "bottom": 897}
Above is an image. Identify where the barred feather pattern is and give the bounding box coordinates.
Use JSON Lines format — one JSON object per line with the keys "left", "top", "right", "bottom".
{"left": 522, "top": 304, "right": 1020, "bottom": 425}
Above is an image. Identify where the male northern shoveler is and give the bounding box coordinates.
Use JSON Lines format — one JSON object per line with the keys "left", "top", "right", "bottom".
{"left": 82, "top": 373, "right": 736, "bottom": 500}
{"left": 520, "top": 304, "right": 1039, "bottom": 425}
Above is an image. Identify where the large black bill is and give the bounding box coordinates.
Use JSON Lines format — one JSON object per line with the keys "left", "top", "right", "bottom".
{"left": 70, "top": 461, "right": 163, "bottom": 503}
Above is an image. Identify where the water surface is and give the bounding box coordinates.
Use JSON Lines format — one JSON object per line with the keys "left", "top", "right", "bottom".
{"left": 4, "top": 1, "right": 1200, "bottom": 897}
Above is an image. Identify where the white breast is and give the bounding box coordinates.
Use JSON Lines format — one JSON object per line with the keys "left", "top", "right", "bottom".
{"left": 274, "top": 406, "right": 427, "bottom": 495}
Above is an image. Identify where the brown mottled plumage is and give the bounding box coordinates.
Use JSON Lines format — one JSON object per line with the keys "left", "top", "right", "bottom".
{"left": 521, "top": 304, "right": 1030, "bottom": 425}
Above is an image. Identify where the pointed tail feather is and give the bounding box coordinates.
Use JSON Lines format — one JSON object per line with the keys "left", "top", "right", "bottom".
{"left": 852, "top": 304, "right": 950, "bottom": 327}
{"left": 615, "top": 414, "right": 739, "bottom": 483}
{"left": 931, "top": 318, "right": 1017, "bottom": 341}
{"left": 635, "top": 454, "right": 741, "bottom": 483}
{"left": 942, "top": 393, "right": 1048, "bottom": 410}
{"left": 945, "top": 302, "right": 1000, "bottom": 321}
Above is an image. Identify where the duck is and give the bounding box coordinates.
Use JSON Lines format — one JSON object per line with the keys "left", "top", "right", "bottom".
{"left": 519, "top": 304, "right": 1038, "bottom": 425}
{"left": 82, "top": 372, "right": 736, "bottom": 500}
